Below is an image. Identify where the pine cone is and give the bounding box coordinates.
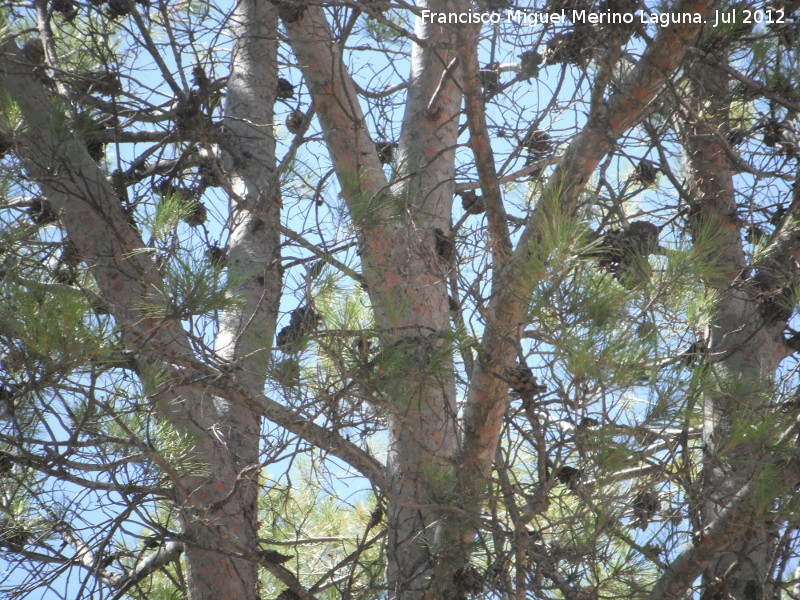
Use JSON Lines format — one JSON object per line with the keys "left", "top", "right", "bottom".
{"left": 276, "top": 325, "right": 301, "bottom": 351}
{"left": 28, "top": 198, "right": 57, "bottom": 225}
{"left": 110, "top": 169, "right": 130, "bottom": 202}
{"left": 762, "top": 118, "right": 783, "bottom": 148}
{"left": 175, "top": 90, "right": 204, "bottom": 131}
{"left": 260, "top": 549, "right": 292, "bottom": 564}
{"left": 0, "top": 133, "right": 11, "bottom": 159}
{"left": 544, "top": 30, "right": 594, "bottom": 66}
{"left": 351, "top": 336, "right": 373, "bottom": 360}
{"left": 546, "top": 0, "right": 593, "bottom": 14}
{"left": 73, "top": 71, "right": 122, "bottom": 96}
{"left": 0, "top": 451, "right": 12, "bottom": 475}
{"left": 0, "top": 522, "right": 29, "bottom": 551}
{"left": 758, "top": 288, "right": 794, "bottom": 324}
{"left": 198, "top": 162, "right": 222, "bottom": 188}
{"left": 277, "top": 77, "right": 295, "bottom": 99}
{"left": 589, "top": 221, "right": 659, "bottom": 286}
{"left": 270, "top": 0, "right": 307, "bottom": 23}
{"left": 53, "top": 268, "right": 77, "bottom": 285}
{"left": 626, "top": 221, "right": 659, "bottom": 254}
{"left": 485, "top": 0, "right": 512, "bottom": 10}
{"left": 367, "top": 505, "right": 383, "bottom": 529}
{"left": 183, "top": 201, "right": 207, "bottom": 227}
{"left": 285, "top": 110, "right": 306, "bottom": 134}
{"left": 505, "top": 363, "right": 546, "bottom": 400}
{"left": 0, "top": 385, "right": 16, "bottom": 404}
{"left": 290, "top": 305, "right": 320, "bottom": 329}
{"left": 22, "top": 38, "right": 46, "bottom": 64}
{"left": 308, "top": 260, "right": 325, "bottom": 279}
{"left": 556, "top": 465, "right": 583, "bottom": 490}
{"left": 375, "top": 141, "right": 397, "bottom": 165}
{"left": 632, "top": 488, "right": 660, "bottom": 530}
{"left": 460, "top": 190, "right": 485, "bottom": 215}
{"left": 52, "top": 0, "right": 78, "bottom": 20}
{"left": 635, "top": 160, "right": 658, "bottom": 186}
{"left": 277, "top": 306, "right": 321, "bottom": 352}
{"left": 434, "top": 228, "right": 456, "bottom": 263}
{"left": 453, "top": 565, "right": 484, "bottom": 598}
{"left": 598, "top": 0, "right": 638, "bottom": 32}
{"left": 107, "top": 0, "right": 133, "bottom": 18}
{"left": 521, "top": 130, "right": 552, "bottom": 158}
{"left": 86, "top": 136, "right": 107, "bottom": 162}
{"left": 745, "top": 226, "right": 764, "bottom": 244}
{"left": 61, "top": 239, "right": 81, "bottom": 268}
{"left": 519, "top": 50, "right": 542, "bottom": 79}
{"left": 479, "top": 67, "right": 501, "bottom": 93}
{"left": 727, "top": 127, "right": 746, "bottom": 146}
{"left": 156, "top": 182, "right": 195, "bottom": 203}
{"left": 448, "top": 295, "right": 460, "bottom": 312}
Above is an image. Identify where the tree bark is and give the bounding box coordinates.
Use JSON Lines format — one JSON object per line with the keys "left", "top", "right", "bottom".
{"left": 675, "top": 57, "right": 790, "bottom": 600}
{"left": 0, "top": 23, "right": 278, "bottom": 597}
{"left": 181, "top": 1, "right": 280, "bottom": 598}
{"left": 284, "top": 1, "right": 465, "bottom": 596}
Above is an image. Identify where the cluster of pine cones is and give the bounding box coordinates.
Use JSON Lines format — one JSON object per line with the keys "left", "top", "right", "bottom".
{"left": 276, "top": 305, "right": 320, "bottom": 353}
{"left": 585, "top": 221, "right": 660, "bottom": 287}
{"left": 505, "top": 362, "right": 547, "bottom": 402}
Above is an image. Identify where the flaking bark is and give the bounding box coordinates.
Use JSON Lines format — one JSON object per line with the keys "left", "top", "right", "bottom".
{"left": 0, "top": 38, "right": 258, "bottom": 599}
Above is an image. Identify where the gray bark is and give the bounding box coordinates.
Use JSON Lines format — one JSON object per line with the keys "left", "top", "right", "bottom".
{"left": 182, "top": 0, "right": 281, "bottom": 598}
{"left": 0, "top": 21, "right": 278, "bottom": 597}
{"left": 676, "top": 58, "right": 789, "bottom": 600}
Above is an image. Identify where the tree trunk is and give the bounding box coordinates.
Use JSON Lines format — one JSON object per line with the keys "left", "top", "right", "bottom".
{"left": 282, "top": 1, "right": 466, "bottom": 595}
{"left": 677, "top": 58, "right": 786, "bottom": 600}
{"left": 0, "top": 13, "right": 281, "bottom": 594}
{"left": 381, "top": 2, "right": 465, "bottom": 597}
{"left": 284, "top": 0, "right": 714, "bottom": 596}
{"left": 182, "top": 1, "right": 280, "bottom": 598}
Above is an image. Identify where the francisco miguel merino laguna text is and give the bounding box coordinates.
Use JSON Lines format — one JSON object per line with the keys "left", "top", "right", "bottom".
{"left": 420, "top": 9, "right": 707, "bottom": 27}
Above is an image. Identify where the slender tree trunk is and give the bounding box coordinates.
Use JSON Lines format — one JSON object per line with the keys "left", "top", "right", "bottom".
{"left": 0, "top": 11, "right": 280, "bottom": 594}
{"left": 283, "top": 0, "right": 713, "bottom": 597}
{"left": 282, "top": 1, "right": 464, "bottom": 595}
{"left": 380, "top": 2, "right": 465, "bottom": 597}
{"left": 677, "top": 59, "right": 786, "bottom": 600}
{"left": 182, "top": 1, "right": 280, "bottom": 599}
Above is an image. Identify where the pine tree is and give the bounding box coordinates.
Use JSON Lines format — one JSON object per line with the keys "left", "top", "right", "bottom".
{"left": 1, "top": 0, "right": 800, "bottom": 599}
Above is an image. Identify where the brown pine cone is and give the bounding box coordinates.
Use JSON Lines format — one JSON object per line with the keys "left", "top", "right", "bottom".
{"left": 505, "top": 363, "right": 547, "bottom": 399}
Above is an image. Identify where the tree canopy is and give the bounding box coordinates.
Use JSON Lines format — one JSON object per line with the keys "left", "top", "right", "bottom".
{"left": 1, "top": 0, "right": 800, "bottom": 599}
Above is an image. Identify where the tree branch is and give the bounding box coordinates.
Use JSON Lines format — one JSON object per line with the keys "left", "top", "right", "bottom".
{"left": 459, "top": 0, "right": 716, "bottom": 497}
{"left": 455, "top": 22, "right": 512, "bottom": 267}
{"left": 107, "top": 542, "right": 184, "bottom": 600}
{"left": 648, "top": 455, "right": 800, "bottom": 600}
{"left": 143, "top": 357, "right": 387, "bottom": 490}
{"left": 281, "top": 6, "right": 388, "bottom": 217}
